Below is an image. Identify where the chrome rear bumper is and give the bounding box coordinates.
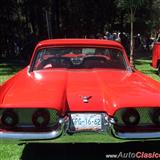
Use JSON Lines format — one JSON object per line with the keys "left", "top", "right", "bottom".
{"left": 1, "top": 114, "right": 160, "bottom": 143}
{"left": 0, "top": 125, "right": 62, "bottom": 142}
{"left": 111, "top": 124, "right": 160, "bottom": 139}
{"left": 0, "top": 114, "right": 114, "bottom": 143}
{"left": 113, "top": 132, "right": 160, "bottom": 139}
{"left": 0, "top": 118, "right": 66, "bottom": 143}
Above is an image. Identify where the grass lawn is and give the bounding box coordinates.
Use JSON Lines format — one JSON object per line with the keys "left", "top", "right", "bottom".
{"left": 0, "top": 57, "right": 160, "bottom": 160}
{"left": 135, "top": 57, "right": 160, "bottom": 81}
{"left": 0, "top": 62, "right": 24, "bottom": 84}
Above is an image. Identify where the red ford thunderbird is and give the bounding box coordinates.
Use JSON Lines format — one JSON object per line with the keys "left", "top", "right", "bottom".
{"left": 1, "top": 39, "right": 160, "bottom": 142}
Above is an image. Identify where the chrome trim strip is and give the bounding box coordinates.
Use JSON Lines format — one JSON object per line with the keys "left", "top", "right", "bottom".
{"left": 27, "top": 66, "right": 31, "bottom": 76}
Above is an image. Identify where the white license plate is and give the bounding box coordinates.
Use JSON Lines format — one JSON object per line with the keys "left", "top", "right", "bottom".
{"left": 70, "top": 113, "right": 102, "bottom": 131}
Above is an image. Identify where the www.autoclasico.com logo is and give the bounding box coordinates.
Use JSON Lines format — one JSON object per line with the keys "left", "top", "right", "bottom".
{"left": 105, "top": 152, "right": 160, "bottom": 159}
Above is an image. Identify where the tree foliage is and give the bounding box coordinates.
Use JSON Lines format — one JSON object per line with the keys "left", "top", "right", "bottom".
{"left": 0, "top": 0, "right": 160, "bottom": 60}
{"left": 115, "top": 0, "right": 145, "bottom": 65}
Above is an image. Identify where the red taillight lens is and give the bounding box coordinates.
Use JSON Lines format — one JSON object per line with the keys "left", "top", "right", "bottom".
{"left": 32, "top": 109, "right": 50, "bottom": 128}
{"left": 1, "top": 109, "right": 18, "bottom": 128}
{"left": 122, "top": 109, "right": 140, "bottom": 126}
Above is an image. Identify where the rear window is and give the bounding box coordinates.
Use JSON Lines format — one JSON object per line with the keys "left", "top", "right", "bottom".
{"left": 32, "top": 47, "right": 127, "bottom": 70}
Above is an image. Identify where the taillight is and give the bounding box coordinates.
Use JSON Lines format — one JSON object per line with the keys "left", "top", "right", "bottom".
{"left": 32, "top": 109, "right": 50, "bottom": 128}
{"left": 150, "top": 109, "right": 160, "bottom": 125}
{"left": 1, "top": 109, "right": 18, "bottom": 128}
{"left": 122, "top": 108, "right": 140, "bottom": 126}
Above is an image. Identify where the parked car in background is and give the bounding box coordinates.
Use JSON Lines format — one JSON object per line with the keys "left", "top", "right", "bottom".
{"left": 152, "top": 42, "right": 160, "bottom": 75}
{"left": 1, "top": 39, "right": 160, "bottom": 143}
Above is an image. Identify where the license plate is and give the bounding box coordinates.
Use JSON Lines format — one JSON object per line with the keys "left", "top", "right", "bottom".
{"left": 70, "top": 113, "right": 102, "bottom": 131}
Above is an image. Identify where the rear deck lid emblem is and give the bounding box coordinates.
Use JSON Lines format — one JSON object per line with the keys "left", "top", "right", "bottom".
{"left": 80, "top": 96, "right": 92, "bottom": 103}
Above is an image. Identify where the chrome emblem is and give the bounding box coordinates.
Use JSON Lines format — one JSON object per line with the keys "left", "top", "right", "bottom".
{"left": 80, "top": 96, "right": 92, "bottom": 103}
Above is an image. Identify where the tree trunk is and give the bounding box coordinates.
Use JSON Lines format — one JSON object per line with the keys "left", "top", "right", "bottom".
{"left": 130, "top": 7, "right": 134, "bottom": 66}
{"left": 45, "top": 10, "right": 52, "bottom": 39}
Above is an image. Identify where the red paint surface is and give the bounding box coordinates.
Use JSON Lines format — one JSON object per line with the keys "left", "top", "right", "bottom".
{"left": 152, "top": 42, "right": 160, "bottom": 68}
{"left": 1, "top": 39, "right": 160, "bottom": 117}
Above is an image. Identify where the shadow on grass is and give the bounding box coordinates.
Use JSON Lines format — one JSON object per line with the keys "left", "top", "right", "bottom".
{"left": 139, "top": 70, "right": 157, "bottom": 75}
{"left": 134, "top": 60, "right": 150, "bottom": 66}
{"left": 135, "top": 56, "right": 152, "bottom": 61}
{"left": 21, "top": 141, "right": 160, "bottom": 160}
{"left": 0, "top": 61, "right": 26, "bottom": 76}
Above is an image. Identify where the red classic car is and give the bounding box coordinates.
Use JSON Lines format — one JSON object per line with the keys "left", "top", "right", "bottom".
{"left": 1, "top": 39, "right": 160, "bottom": 143}
{"left": 152, "top": 42, "right": 160, "bottom": 75}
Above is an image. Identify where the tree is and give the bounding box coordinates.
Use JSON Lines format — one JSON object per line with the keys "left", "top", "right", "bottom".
{"left": 116, "top": 0, "right": 144, "bottom": 66}
{"left": 0, "top": 0, "right": 159, "bottom": 61}
{"left": 151, "top": 0, "right": 160, "bottom": 36}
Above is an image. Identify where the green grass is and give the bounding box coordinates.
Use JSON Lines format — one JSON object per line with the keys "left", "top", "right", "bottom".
{"left": 0, "top": 144, "right": 24, "bottom": 160}
{"left": 135, "top": 58, "right": 160, "bottom": 82}
{"left": 0, "top": 58, "right": 160, "bottom": 159}
{"left": 0, "top": 63, "right": 23, "bottom": 84}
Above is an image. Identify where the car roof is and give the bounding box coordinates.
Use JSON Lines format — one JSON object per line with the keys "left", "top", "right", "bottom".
{"left": 37, "top": 39, "right": 123, "bottom": 49}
